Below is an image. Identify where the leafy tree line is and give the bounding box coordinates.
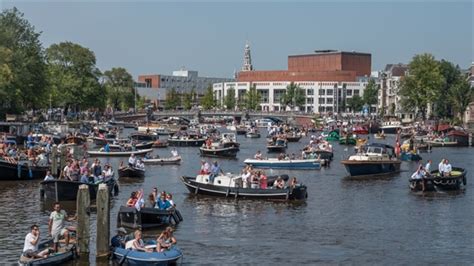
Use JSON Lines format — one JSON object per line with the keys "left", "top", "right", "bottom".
{"left": 399, "top": 53, "right": 473, "bottom": 121}
{"left": 0, "top": 8, "right": 142, "bottom": 118}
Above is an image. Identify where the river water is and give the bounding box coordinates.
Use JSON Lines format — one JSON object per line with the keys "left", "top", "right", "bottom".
{"left": 1, "top": 130, "right": 473, "bottom": 265}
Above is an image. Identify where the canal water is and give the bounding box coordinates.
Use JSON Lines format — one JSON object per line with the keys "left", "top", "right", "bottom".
{"left": 1, "top": 130, "right": 473, "bottom": 265}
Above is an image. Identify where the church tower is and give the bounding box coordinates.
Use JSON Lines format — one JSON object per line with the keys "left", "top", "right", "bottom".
{"left": 241, "top": 41, "right": 253, "bottom": 72}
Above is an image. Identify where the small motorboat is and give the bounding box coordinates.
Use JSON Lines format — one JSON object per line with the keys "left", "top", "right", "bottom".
{"left": 425, "top": 138, "right": 458, "bottom": 147}
{"left": 168, "top": 132, "right": 206, "bottom": 147}
{"left": 400, "top": 151, "right": 422, "bottom": 161}
{"left": 199, "top": 145, "right": 239, "bottom": 158}
{"left": 129, "top": 132, "right": 159, "bottom": 142}
{"left": 409, "top": 167, "right": 467, "bottom": 192}
{"left": 267, "top": 138, "right": 287, "bottom": 153}
{"left": 18, "top": 238, "right": 77, "bottom": 266}
{"left": 286, "top": 133, "right": 302, "bottom": 142}
{"left": 118, "top": 166, "right": 146, "bottom": 178}
{"left": 245, "top": 128, "right": 261, "bottom": 138}
{"left": 117, "top": 206, "right": 183, "bottom": 229}
{"left": 0, "top": 158, "right": 52, "bottom": 180}
{"left": 112, "top": 245, "right": 183, "bottom": 265}
{"left": 244, "top": 158, "right": 322, "bottom": 170}
{"left": 87, "top": 149, "right": 153, "bottom": 157}
{"left": 143, "top": 156, "right": 182, "bottom": 165}
{"left": 341, "top": 143, "right": 401, "bottom": 177}
{"left": 134, "top": 141, "right": 155, "bottom": 150}
{"left": 180, "top": 174, "right": 307, "bottom": 200}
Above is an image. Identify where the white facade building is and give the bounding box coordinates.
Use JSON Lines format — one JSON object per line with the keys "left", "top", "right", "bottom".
{"left": 213, "top": 81, "right": 371, "bottom": 114}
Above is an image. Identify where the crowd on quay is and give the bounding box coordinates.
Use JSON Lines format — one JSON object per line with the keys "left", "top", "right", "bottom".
{"left": 126, "top": 188, "right": 176, "bottom": 211}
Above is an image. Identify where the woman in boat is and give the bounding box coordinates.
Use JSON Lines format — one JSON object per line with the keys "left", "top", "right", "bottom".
{"left": 259, "top": 171, "right": 267, "bottom": 189}
{"left": 273, "top": 176, "right": 285, "bottom": 189}
{"left": 145, "top": 193, "right": 156, "bottom": 208}
{"left": 126, "top": 192, "right": 138, "bottom": 207}
{"left": 250, "top": 172, "right": 260, "bottom": 189}
{"left": 156, "top": 227, "right": 177, "bottom": 252}
{"left": 126, "top": 230, "right": 150, "bottom": 252}
{"left": 289, "top": 177, "right": 298, "bottom": 188}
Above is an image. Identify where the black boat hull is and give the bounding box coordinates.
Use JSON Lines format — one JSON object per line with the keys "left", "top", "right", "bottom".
{"left": 118, "top": 167, "right": 145, "bottom": 178}
{"left": 341, "top": 161, "right": 401, "bottom": 177}
{"left": 117, "top": 206, "right": 182, "bottom": 229}
{"left": 40, "top": 179, "right": 118, "bottom": 201}
{"left": 409, "top": 168, "right": 467, "bottom": 192}
{"left": 168, "top": 139, "right": 205, "bottom": 147}
{"left": 0, "top": 160, "right": 51, "bottom": 180}
{"left": 199, "top": 147, "right": 239, "bottom": 158}
{"left": 181, "top": 176, "right": 307, "bottom": 200}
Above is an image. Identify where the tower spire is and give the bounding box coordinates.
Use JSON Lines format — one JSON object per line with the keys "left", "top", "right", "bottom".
{"left": 241, "top": 41, "right": 253, "bottom": 72}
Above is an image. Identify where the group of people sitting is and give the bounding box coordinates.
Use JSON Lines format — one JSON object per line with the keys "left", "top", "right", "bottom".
{"left": 128, "top": 154, "right": 145, "bottom": 169}
{"left": 410, "top": 159, "right": 454, "bottom": 190}
{"left": 111, "top": 227, "right": 177, "bottom": 253}
{"left": 239, "top": 165, "right": 298, "bottom": 190}
{"left": 44, "top": 158, "right": 114, "bottom": 183}
{"left": 126, "top": 188, "right": 176, "bottom": 211}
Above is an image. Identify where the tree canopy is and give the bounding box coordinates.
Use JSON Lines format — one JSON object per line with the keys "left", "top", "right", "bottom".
{"left": 224, "top": 88, "right": 236, "bottom": 110}
{"left": 164, "top": 88, "right": 180, "bottom": 110}
{"left": 281, "top": 82, "right": 306, "bottom": 110}
{"left": 245, "top": 84, "right": 261, "bottom": 111}
{"left": 103, "top": 67, "right": 135, "bottom": 112}
{"left": 362, "top": 79, "right": 379, "bottom": 106}
{"left": 201, "top": 85, "right": 215, "bottom": 110}
{"left": 346, "top": 95, "right": 364, "bottom": 113}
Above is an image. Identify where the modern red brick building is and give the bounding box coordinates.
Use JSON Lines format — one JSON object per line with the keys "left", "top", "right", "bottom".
{"left": 237, "top": 50, "right": 371, "bottom": 82}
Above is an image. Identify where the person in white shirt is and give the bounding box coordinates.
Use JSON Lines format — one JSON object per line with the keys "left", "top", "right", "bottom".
{"left": 443, "top": 159, "right": 452, "bottom": 176}
{"left": 254, "top": 151, "right": 262, "bottom": 160}
{"left": 44, "top": 171, "right": 54, "bottom": 181}
{"left": 23, "top": 224, "right": 49, "bottom": 259}
{"left": 135, "top": 160, "right": 145, "bottom": 169}
{"left": 425, "top": 160, "right": 432, "bottom": 174}
{"left": 438, "top": 159, "right": 445, "bottom": 176}
{"left": 170, "top": 148, "right": 178, "bottom": 158}
{"left": 128, "top": 154, "right": 136, "bottom": 167}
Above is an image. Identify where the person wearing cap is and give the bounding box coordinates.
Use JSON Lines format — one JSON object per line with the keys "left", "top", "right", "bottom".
{"left": 111, "top": 227, "right": 127, "bottom": 248}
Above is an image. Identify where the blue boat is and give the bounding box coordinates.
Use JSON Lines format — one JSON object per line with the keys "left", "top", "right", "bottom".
{"left": 400, "top": 151, "right": 422, "bottom": 161}
{"left": 113, "top": 245, "right": 183, "bottom": 266}
{"left": 244, "top": 158, "right": 322, "bottom": 170}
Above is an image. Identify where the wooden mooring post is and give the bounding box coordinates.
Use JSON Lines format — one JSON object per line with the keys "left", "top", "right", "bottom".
{"left": 77, "top": 184, "right": 90, "bottom": 254}
{"left": 51, "top": 145, "right": 58, "bottom": 177}
{"left": 96, "top": 184, "right": 110, "bottom": 258}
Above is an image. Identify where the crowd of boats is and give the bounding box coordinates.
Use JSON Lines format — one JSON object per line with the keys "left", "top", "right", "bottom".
{"left": 3, "top": 115, "right": 470, "bottom": 265}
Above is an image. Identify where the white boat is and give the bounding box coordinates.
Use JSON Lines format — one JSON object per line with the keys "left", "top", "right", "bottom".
{"left": 244, "top": 158, "right": 322, "bottom": 170}
{"left": 87, "top": 148, "right": 152, "bottom": 157}
{"left": 143, "top": 156, "right": 182, "bottom": 165}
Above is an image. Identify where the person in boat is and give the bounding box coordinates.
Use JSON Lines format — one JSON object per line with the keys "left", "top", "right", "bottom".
{"left": 125, "top": 230, "right": 150, "bottom": 252}
{"left": 156, "top": 227, "right": 177, "bottom": 252}
{"left": 93, "top": 159, "right": 102, "bottom": 178}
{"left": 135, "top": 159, "right": 145, "bottom": 169}
{"left": 49, "top": 202, "right": 73, "bottom": 252}
{"left": 250, "top": 172, "right": 260, "bottom": 189}
{"left": 241, "top": 169, "right": 251, "bottom": 188}
{"left": 156, "top": 193, "right": 172, "bottom": 210}
{"left": 69, "top": 161, "right": 80, "bottom": 181}
{"left": 23, "top": 224, "right": 49, "bottom": 259}
{"left": 111, "top": 227, "right": 128, "bottom": 248}
{"left": 80, "top": 169, "right": 91, "bottom": 183}
{"left": 273, "top": 176, "right": 285, "bottom": 189}
{"left": 200, "top": 160, "right": 210, "bottom": 175}
{"left": 254, "top": 150, "right": 263, "bottom": 160}
{"left": 289, "top": 177, "right": 298, "bottom": 188}
{"left": 62, "top": 161, "right": 71, "bottom": 180}
{"left": 259, "top": 171, "right": 267, "bottom": 189}
{"left": 103, "top": 164, "right": 114, "bottom": 180}
{"left": 152, "top": 187, "right": 159, "bottom": 202}
{"left": 44, "top": 170, "right": 55, "bottom": 181}
{"left": 443, "top": 159, "right": 452, "bottom": 177}
{"left": 166, "top": 193, "right": 176, "bottom": 208}
{"left": 438, "top": 158, "right": 445, "bottom": 176}
{"left": 126, "top": 192, "right": 138, "bottom": 207}
{"left": 209, "top": 161, "right": 224, "bottom": 183}
{"left": 411, "top": 164, "right": 426, "bottom": 191}
{"left": 277, "top": 153, "right": 285, "bottom": 161}
{"left": 104, "top": 142, "right": 110, "bottom": 152}
{"left": 145, "top": 193, "right": 156, "bottom": 208}
{"left": 128, "top": 154, "right": 137, "bottom": 167}
{"left": 171, "top": 148, "right": 179, "bottom": 158}
{"left": 425, "top": 160, "right": 432, "bottom": 174}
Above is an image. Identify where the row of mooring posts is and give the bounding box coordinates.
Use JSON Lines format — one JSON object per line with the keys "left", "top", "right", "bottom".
{"left": 76, "top": 183, "right": 110, "bottom": 258}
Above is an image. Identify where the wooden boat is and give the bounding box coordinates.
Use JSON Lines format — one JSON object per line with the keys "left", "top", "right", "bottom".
{"left": 235, "top": 125, "right": 248, "bottom": 135}
{"left": 244, "top": 158, "right": 322, "bottom": 170}
{"left": 245, "top": 130, "right": 261, "bottom": 138}
{"left": 425, "top": 138, "right": 458, "bottom": 147}
{"left": 447, "top": 130, "right": 469, "bottom": 146}
{"left": 341, "top": 143, "right": 401, "bottom": 177}
{"left": 117, "top": 206, "right": 183, "bottom": 229}
{"left": 135, "top": 141, "right": 154, "bottom": 150}
{"left": 199, "top": 146, "right": 239, "bottom": 158}
{"left": 18, "top": 239, "right": 77, "bottom": 266}
{"left": 152, "top": 140, "right": 169, "bottom": 148}
{"left": 40, "top": 178, "right": 118, "bottom": 201}
{"left": 267, "top": 139, "right": 287, "bottom": 153}
{"left": 112, "top": 245, "right": 183, "bottom": 265}
{"left": 0, "top": 159, "right": 52, "bottom": 180}
{"left": 87, "top": 148, "right": 153, "bottom": 157}
{"left": 409, "top": 167, "right": 467, "bottom": 192}
{"left": 168, "top": 133, "right": 206, "bottom": 147}
{"left": 400, "top": 151, "right": 422, "bottom": 161}
{"left": 286, "top": 133, "right": 302, "bottom": 142}
{"left": 118, "top": 166, "right": 145, "bottom": 178}
{"left": 180, "top": 174, "right": 308, "bottom": 200}
{"left": 380, "top": 121, "right": 401, "bottom": 134}
{"left": 303, "top": 142, "right": 334, "bottom": 160}
{"left": 143, "top": 156, "right": 181, "bottom": 165}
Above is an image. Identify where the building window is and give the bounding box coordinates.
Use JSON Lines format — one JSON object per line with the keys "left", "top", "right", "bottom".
{"left": 319, "top": 106, "right": 325, "bottom": 112}
{"left": 318, "top": 98, "right": 325, "bottom": 104}
{"left": 258, "top": 89, "right": 269, "bottom": 103}
{"left": 327, "top": 89, "right": 333, "bottom": 95}
{"left": 326, "top": 106, "right": 333, "bottom": 112}
{"left": 307, "top": 89, "right": 314, "bottom": 96}
{"left": 307, "top": 97, "right": 314, "bottom": 104}
{"left": 319, "top": 89, "right": 325, "bottom": 95}
{"left": 273, "top": 89, "right": 285, "bottom": 104}
{"left": 354, "top": 90, "right": 360, "bottom": 96}
{"left": 145, "top": 78, "right": 152, "bottom": 88}
{"left": 327, "top": 98, "right": 333, "bottom": 104}
{"left": 346, "top": 89, "right": 352, "bottom": 96}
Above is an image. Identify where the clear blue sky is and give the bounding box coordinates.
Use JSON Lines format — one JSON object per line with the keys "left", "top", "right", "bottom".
{"left": 2, "top": 1, "right": 473, "bottom": 78}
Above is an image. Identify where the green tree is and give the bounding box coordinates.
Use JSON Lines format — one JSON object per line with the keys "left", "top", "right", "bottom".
{"left": 46, "top": 41, "right": 104, "bottom": 113}
{"left": 103, "top": 67, "right": 134, "bottom": 112}
{"left": 399, "top": 53, "right": 444, "bottom": 120}
{"left": 164, "top": 88, "right": 180, "bottom": 110}
{"left": 0, "top": 8, "right": 48, "bottom": 114}
{"left": 449, "top": 78, "right": 473, "bottom": 120}
{"left": 224, "top": 88, "right": 236, "bottom": 110}
{"left": 201, "top": 85, "right": 215, "bottom": 110}
{"left": 182, "top": 92, "right": 193, "bottom": 110}
{"left": 245, "top": 84, "right": 261, "bottom": 111}
{"left": 362, "top": 79, "right": 379, "bottom": 106}
{"left": 281, "top": 82, "right": 306, "bottom": 110}
{"left": 434, "top": 60, "right": 460, "bottom": 118}
{"left": 346, "top": 95, "right": 364, "bottom": 113}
